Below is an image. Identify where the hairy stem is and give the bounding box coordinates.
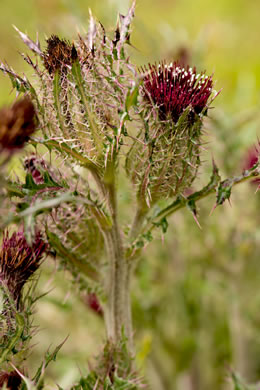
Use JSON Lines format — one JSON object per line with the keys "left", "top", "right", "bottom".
{"left": 92, "top": 170, "right": 133, "bottom": 351}
{"left": 123, "top": 204, "right": 150, "bottom": 348}
{"left": 105, "top": 223, "right": 131, "bottom": 347}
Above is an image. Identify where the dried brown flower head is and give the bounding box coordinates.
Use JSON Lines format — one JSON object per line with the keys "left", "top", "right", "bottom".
{"left": 0, "top": 97, "right": 37, "bottom": 151}
{"left": 43, "top": 35, "right": 77, "bottom": 75}
{"left": 0, "top": 230, "right": 47, "bottom": 305}
{"left": 0, "top": 370, "right": 22, "bottom": 389}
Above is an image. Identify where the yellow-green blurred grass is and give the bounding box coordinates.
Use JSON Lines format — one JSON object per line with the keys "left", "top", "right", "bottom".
{"left": 30, "top": 262, "right": 104, "bottom": 388}
{"left": 1, "top": 0, "right": 260, "bottom": 110}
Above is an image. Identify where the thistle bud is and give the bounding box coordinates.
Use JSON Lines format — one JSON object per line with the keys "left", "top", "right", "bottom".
{"left": 0, "top": 371, "right": 22, "bottom": 389}
{"left": 0, "top": 97, "right": 37, "bottom": 152}
{"left": 126, "top": 62, "right": 217, "bottom": 205}
{"left": 43, "top": 35, "right": 77, "bottom": 75}
{"left": 0, "top": 230, "right": 47, "bottom": 306}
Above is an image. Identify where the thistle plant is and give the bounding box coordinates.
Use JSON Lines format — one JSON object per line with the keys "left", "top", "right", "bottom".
{"left": 0, "top": 2, "right": 259, "bottom": 389}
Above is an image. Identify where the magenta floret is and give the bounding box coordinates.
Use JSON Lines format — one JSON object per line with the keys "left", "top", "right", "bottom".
{"left": 141, "top": 62, "right": 213, "bottom": 122}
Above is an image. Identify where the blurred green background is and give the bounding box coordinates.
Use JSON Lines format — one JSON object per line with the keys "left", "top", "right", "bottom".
{"left": 1, "top": 0, "right": 260, "bottom": 389}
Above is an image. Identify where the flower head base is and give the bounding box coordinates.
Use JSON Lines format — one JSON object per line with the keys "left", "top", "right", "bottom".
{"left": 43, "top": 35, "right": 78, "bottom": 75}
{"left": 0, "top": 230, "right": 47, "bottom": 305}
{"left": 141, "top": 62, "right": 213, "bottom": 123}
{"left": 0, "top": 97, "right": 37, "bottom": 151}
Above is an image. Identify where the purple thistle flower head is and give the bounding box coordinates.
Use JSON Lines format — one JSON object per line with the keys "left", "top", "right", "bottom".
{"left": 126, "top": 61, "right": 219, "bottom": 203}
{"left": 141, "top": 61, "right": 214, "bottom": 123}
{"left": 0, "top": 230, "right": 47, "bottom": 306}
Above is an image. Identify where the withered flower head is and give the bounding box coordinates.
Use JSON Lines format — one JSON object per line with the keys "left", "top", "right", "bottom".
{"left": 0, "top": 230, "right": 47, "bottom": 305}
{"left": 141, "top": 61, "right": 213, "bottom": 123}
{"left": 0, "top": 371, "right": 22, "bottom": 390}
{"left": 0, "top": 97, "right": 37, "bottom": 151}
{"left": 43, "top": 35, "right": 77, "bottom": 75}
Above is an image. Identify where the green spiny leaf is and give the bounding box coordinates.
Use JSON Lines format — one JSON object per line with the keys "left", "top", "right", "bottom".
{"left": 33, "top": 337, "right": 68, "bottom": 385}
{"left": 13, "top": 26, "right": 43, "bottom": 56}
{"left": 153, "top": 216, "right": 168, "bottom": 234}
{"left": 216, "top": 180, "right": 232, "bottom": 205}
{"left": 29, "top": 138, "right": 98, "bottom": 171}
{"left": 125, "top": 84, "right": 139, "bottom": 112}
{"left": 118, "top": 1, "right": 136, "bottom": 47}
{"left": 0, "top": 313, "right": 25, "bottom": 366}
{"left": 46, "top": 229, "right": 99, "bottom": 281}
{"left": 0, "top": 63, "right": 30, "bottom": 93}
{"left": 71, "top": 60, "right": 103, "bottom": 157}
{"left": 53, "top": 72, "right": 69, "bottom": 138}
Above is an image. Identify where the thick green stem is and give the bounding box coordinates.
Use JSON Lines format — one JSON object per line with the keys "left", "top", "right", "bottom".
{"left": 92, "top": 170, "right": 133, "bottom": 350}
{"left": 105, "top": 222, "right": 132, "bottom": 348}
{"left": 119, "top": 203, "right": 150, "bottom": 351}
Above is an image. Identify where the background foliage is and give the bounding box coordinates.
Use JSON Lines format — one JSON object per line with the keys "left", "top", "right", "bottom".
{"left": 1, "top": 0, "right": 260, "bottom": 389}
